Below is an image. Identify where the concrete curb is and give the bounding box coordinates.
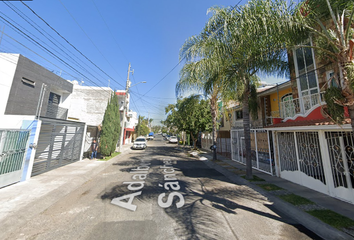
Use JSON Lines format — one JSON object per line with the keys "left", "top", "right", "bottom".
{"left": 202, "top": 157, "right": 353, "bottom": 240}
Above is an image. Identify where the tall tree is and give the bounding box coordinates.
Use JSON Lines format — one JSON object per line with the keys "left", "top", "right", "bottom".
{"left": 189, "top": 0, "right": 294, "bottom": 178}
{"left": 177, "top": 95, "right": 212, "bottom": 149}
{"left": 177, "top": 30, "right": 227, "bottom": 160}
{"left": 164, "top": 95, "right": 212, "bottom": 149}
{"left": 100, "top": 93, "right": 121, "bottom": 156}
{"left": 135, "top": 115, "right": 150, "bottom": 137}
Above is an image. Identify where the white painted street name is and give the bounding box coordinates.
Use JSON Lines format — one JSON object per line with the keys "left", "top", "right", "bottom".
{"left": 111, "top": 160, "right": 150, "bottom": 211}
{"left": 157, "top": 160, "right": 185, "bottom": 209}
{"left": 110, "top": 159, "right": 185, "bottom": 211}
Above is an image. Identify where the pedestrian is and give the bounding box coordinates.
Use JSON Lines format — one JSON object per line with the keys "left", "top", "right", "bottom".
{"left": 91, "top": 139, "right": 98, "bottom": 159}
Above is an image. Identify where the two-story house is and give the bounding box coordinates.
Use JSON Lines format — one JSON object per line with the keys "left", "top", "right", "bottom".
{"left": 229, "top": 40, "right": 354, "bottom": 203}
{"left": 0, "top": 53, "right": 86, "bottom": 187}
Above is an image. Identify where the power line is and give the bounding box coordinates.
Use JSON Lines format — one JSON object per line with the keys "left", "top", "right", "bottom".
{"left": 57, "top": 0, "right": 125, "bottom": 85}
{"left": 0, "top": 10, "right": 115, "bottom": 90}
{"left": 20, "top": 1, "right": 125, "bottom": 89}
{"left": 90, "top": 0, "right": 129, "bottom": 62}
{"left": 1, "top": 32, "right": 114, "bottom": 98}
{"left": 3, "top": 1, "right": 114, "bottom": 88}
{"left": 140, "top": 0, "right": 244, "bottom": 98}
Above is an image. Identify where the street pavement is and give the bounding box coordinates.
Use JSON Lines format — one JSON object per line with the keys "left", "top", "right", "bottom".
{"left": 0, "top": 135, "right": 353, "bottom": 239}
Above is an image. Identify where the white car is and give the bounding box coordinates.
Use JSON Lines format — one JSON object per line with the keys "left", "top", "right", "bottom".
{"left": 168, "top": 136, "right": 178, "bottom": 144}
{"left": 132, "top": 137, "right": 147, "bottom": 150}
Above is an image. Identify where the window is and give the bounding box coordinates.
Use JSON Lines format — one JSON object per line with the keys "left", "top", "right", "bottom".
{"left": 281, "top": 93, "right": 296, "bottom": 118}
{"left": 326, "top": 70, "right": 338, "bottom": 88}
{"left": 235, "top": 110, "right": 243, "bottom": 120}
{"left": 294, "top": 42, "right": 319, "bottom": 97}
{"left": 281, "top": 93, "right": 293, "bottom": 102}
{"left": 49, "top": 92, "right": 61, "bottom": 105}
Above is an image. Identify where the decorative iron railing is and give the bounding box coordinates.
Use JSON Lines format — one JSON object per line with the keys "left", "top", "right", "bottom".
{"left": 279, "top": 92, "right": 325, "bottom": 119}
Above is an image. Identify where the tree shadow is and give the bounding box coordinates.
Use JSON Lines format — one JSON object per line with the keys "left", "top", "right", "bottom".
{"left": 100, "top": 156, "right": 322, "bottom": 239}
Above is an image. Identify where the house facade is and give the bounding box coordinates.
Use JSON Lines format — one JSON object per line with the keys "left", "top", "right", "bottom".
{"left": 66, "top": 82, "right": 113, "bottom": 156}
{"left": 115, "top": 90, "right": 138, "bottom": 145}
{"left": 229, "top": 36, "right": 354, "bottom": 204}
{"left": 0, "top": 53, "right": 86, "bottom": 187}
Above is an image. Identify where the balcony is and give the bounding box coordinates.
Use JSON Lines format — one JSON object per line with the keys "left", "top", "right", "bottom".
{"left": 280, "top": 92, "right": 325, "bottom": 119}
{"left": 265, "top": 92, "right": 325, "bottom": 125}
{"left": 46, "top": 103, "right": 68, "bottom": 120}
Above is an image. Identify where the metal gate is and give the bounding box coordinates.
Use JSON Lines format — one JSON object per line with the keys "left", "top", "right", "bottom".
{"left": 325, "top": 131, "right": 354, "bottom": 203}
{"left": 277, "top": 131, "right": 328, "bottom": 194}
{"left": 231, "top": 129, "right": 274, "bottom": 175}
{"left": 32, "top": 119, "right": 84, "bottom": 176}
{"left": 0, "top": 129, "right": 31, "bottom": 188}
{"left": 276, "top": 130, "right": 354, "bottom": 204}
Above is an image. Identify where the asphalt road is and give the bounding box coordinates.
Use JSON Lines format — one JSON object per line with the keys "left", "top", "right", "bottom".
{"left": 5, "top": 135, "right": 322, "bottom": 240}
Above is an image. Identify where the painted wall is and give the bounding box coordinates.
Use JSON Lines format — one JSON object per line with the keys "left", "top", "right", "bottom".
{"left": 269, "top": 88, "right": 292, "bottom": 113}
{"left": 21, "top": 120, "right": 42, "bottom": 181}
{"left": 66, "top": 83, "right": 113, "bottom": 126}
{"left": 4, "top": 54, "right": 73, "bottom": 117}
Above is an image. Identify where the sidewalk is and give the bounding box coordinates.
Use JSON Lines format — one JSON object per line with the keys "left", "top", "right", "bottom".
{"left": 198, "top": 149, "right": 354, "bottom": 240}
{"left": 0, "top": 144, "right": 133, "bottom": 239}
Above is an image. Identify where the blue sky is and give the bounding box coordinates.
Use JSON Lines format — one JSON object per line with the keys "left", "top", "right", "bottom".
{"left": 0, "top": 0, "right": 285, "bottom": 125}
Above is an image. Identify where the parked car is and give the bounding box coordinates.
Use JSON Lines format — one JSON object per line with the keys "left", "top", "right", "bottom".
{"left": 168, "top": 136, "right": 178, "bottom": 144}
{"left": 132, "top": 137, "right": 147, "bottom": 150}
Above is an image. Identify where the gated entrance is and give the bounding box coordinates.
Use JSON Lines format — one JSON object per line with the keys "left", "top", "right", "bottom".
{"left": 231, "top": 129, "right": 274, "bottom": 175}
{"left": 276, "top": 130, "right": 354, "bottom": 204}
{"left": 32, "top": 118, "right": 85, "bottom": 176}
{"left": 0, "top": 129, "right": 31, "bottom": 188}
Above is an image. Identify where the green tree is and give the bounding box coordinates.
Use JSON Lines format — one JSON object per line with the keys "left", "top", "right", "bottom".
{"left": 164, "top": 95, "right": 212, "bottom": 149}
{"left": 177, "top": 27, "right": 227, "bottom": 160}
{"left": 100, "top": 93, "right": 120, "bottom": 156}
{"left": 135, "top": 115, "right": 150, "bottom": 137}
{"left": 110, "top": 93, "right": 121, "bottom": 153}
{"left": 179, "top": 0, "right": 295, "bottom": 178}
{"left": 179, "top": 95, "right": 212, "bottom": 149}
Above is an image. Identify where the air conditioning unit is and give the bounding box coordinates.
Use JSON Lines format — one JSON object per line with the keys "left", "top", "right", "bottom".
{"left": 127, "top": 112, "right": 133, "bottom": 118}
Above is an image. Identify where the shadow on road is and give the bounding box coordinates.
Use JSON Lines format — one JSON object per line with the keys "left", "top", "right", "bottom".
{"left": 101, "top": 144, "right": 322, "bottom": 239}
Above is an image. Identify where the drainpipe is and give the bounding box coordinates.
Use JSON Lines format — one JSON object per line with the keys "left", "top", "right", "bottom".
{"left": 36, "top": 83, "right": 47, "bottom": 120}
{"left": 276, "top": 83, "right": 280, "bottom": 118}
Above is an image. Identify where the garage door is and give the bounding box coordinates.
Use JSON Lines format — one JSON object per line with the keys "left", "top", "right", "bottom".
{"left": 32, "top": 118, "right": 85, "bottom": 176}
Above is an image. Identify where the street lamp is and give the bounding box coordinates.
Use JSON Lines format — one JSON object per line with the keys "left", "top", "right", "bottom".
{"left": 130, "top": 81, "right": 146, "bottom": 88}
{"left": 118, "top": 66, "right": 146, "bottom": 152}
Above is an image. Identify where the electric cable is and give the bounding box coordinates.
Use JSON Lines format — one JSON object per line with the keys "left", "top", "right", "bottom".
{"left": 0, "top": 11, "right": 121, "bottom": 93}
{"left": 5, "top": 1, "right": 114, "bottom": 88}
{"left": 57, "top": 0, "right": 125, "bottom": 84}
{"left": 1, "top": 32, "right": 115, "bottom": 98}
{"left": 20, "top": 0, "right": 125, "bottom": 89}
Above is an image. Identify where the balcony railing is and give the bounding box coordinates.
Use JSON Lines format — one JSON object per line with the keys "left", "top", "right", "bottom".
{"left": 279, "top": 92, "right": 325, "bottom": 119}
{"left": 46, "top": 103, "right": 68, "bottom": 120}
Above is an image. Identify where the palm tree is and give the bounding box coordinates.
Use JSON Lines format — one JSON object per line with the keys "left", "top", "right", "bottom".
{"left": 203, "top": 0, "right": 295, "bottom": 179}
{"left": 177, "top": 35, "right": 227, "bottom": 160}
{"left": 293, "top": 0, "right": 354, "bottom": 130}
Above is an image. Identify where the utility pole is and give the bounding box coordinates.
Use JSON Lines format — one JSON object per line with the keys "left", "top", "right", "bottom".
{"left": 118, "top": 63, "right": 133, "bottom": 151}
